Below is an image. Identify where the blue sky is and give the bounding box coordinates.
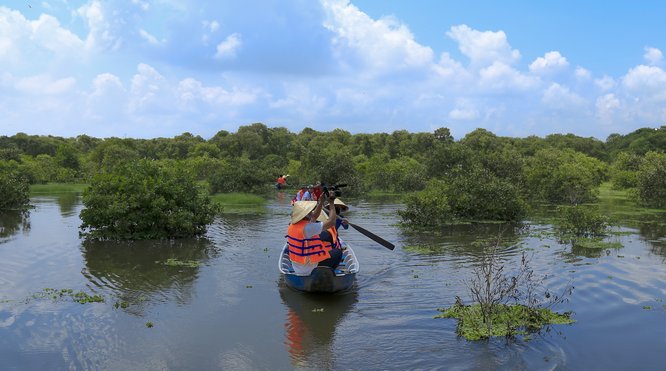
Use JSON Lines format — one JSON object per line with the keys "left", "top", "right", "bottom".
{"left": 1, "top": 0, "right": 665, "bottom": 140}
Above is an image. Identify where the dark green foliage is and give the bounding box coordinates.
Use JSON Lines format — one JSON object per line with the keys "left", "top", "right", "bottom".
{"left": 209, "top": 157, "right": 271, "bottom": 193}
{"left": 636, "top": 151, "right": 666, "bottom": 208}
{"left": 80, "top": 159, "right": 217, "bottom": 239}
{"left": 399, "top": 167, "right": 527, "bottom": 225}
{"left": 610, "top": 152, "right": 643, "bottom": 189}
{"left": 0, "top": 172, "right": 30, "bottom": 210}
{"left": 398, "top": 180, "right": 452, "bottom": 227}
{"left": 357, "top": 155, "right": 426, "bottom": 192}
{"left": 556, "top": 205, "right": 609, "bottom": 238}
{"left": 525, "top": 148, "right": 606, "bottom": 204}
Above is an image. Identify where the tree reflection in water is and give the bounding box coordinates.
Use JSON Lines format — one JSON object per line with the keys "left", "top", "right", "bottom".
{"left": 279, "top": 285, "right": 358, "bottom": 368}
{"left": 638, "top": 220, "right": 666, "bottom": 261}
{"left": 0, "top": 210, "right": 30, "bottom": 241}
{"left": 81, "top": 238, "right": 217, "bottom": 314}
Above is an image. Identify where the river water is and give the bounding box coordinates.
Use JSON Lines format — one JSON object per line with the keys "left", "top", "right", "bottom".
{"left": 1, "top": 192, "right": 665, "bottom": 370}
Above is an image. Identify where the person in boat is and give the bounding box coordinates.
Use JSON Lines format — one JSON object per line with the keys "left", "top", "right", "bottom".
{"left": 333, "top": 198, "right": 349, "bottom": 231}
{"left": 286, "top": 195, "right": 341, "bottom": 276}
{"left": 293, "top": 185, "right": 306, "bottom": 203}
{"left": 301, "top": 185, "right": 314, "bottom": 201}
{"left": 276, "top": 175, "right": 287, "bottom": 190}
{"left": 312, "top": 182, "right": 323, "bottom": 201}
{"left": 316, "top": 198, "right": 348, "bottom": 251}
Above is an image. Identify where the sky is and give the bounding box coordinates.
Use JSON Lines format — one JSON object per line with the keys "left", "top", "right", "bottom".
{"left": 1, "top": 0, "right": 665, "bottom": 140}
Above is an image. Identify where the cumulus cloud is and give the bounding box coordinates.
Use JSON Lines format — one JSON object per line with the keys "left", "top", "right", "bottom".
{"left": 77, "top": 1, "right": 123, "bottom": 51}
{"left": 215, "top": 33, "right": 242, "bottom": 59}
{"left": 529, "top": 51, "right": 569, "bottom": 74}
{"left": 595, "top": 75, "right": 616, "bottom": 91}
{"left": 0, "top": 7, "right": 84, "bottom": 63}
{"left": 478, "top": 62, "right": 537, "bottom": 91}
{"left": 622, "top": 64, "right": 666, "bottom": 100}
{"left": 139, "top": 29, "right": 161, "bottom": 45}
{"left": 446, "top": 24, "right": 520, "bottom": 67}
{"left": 575, "top": 66, "right": 591, "bottom": 80}
{"left": 644, "top": 46, "right": 663, "bottom": 66}
{"left": 596, "top": 93, "right": 621, "bottom": 123}
{"left": 322, "top": 0, "right": 433, "bottom": 74}
{"left": 178, "top": 78, "right": 256, "bottom": 106}
{"left": 15, "top": 74, "right": 76, "bottom": 95}
{"left": 449, "top": 99, "right": 480, "bottom": 120}
{"left": 542, "top": 83, "right": 585, "bottom": 110}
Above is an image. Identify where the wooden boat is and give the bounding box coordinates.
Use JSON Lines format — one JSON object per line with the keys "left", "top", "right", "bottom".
{"left": 278, "top": 240, "right": 359, "bottom": 293}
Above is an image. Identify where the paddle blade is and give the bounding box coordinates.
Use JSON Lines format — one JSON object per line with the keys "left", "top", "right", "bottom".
{"left": 349, "top": 222, "right": 395, "bottom": 250}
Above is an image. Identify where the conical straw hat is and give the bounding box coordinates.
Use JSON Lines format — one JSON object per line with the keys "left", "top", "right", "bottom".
{"left": 290, "top": 201, "right": 317, "bottom": 224}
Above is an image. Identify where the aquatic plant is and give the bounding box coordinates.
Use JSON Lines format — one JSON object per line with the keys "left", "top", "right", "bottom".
{"left": 0, "top": 172, "right": 30, "bottom": 210}
{"left": 162, "top": 258, "right": 200, "bottom": 268}
{"left": 436, "top": 302, "right": 573, "bottom": 341}
{"left": 436, "top": 235, "right": 574, "bottom": 341}
{"left": 636, "top": 151, "right": 666, "bottom": 208}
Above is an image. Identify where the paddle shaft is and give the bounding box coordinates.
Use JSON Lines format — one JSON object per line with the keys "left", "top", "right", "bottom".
{"left": 323, "top": 208, "right": 395, "bottom": 250}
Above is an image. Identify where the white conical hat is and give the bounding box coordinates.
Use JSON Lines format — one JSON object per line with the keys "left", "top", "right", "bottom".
{"left": 290, "top": 201, "right": 317, "bottom": 224}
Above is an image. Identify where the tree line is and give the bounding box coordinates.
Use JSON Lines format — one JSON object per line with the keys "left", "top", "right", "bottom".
{"left": 1, "top": 124, "right": 665, "bottom": 221}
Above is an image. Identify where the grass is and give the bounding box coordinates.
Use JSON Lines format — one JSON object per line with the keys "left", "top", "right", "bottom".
{"left": 436, "top": 303, "right": 574, "bottom": 341}
{"left": 30, "top": 183, "right": 88, "bottom": 194}
{"left": 210, "top": 192, "right": 267, "bottom": 213}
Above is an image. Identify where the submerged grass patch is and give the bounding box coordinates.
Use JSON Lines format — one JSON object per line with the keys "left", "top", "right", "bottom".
{"left": 160, "top": 258, "right": 200, "bottom": 268}
{"left": 435, "top": 303, "right": 574, "bottom": 341}
{"left": 210, "top": 192, "right": 267, "bottom": 213}
{"left": 30, "top": 183, "right": 88, "bottom": 194}
{"left": 573, "top": 238, "right": 624, "bottom": 250}
{"left": 31, "top": 288, "right": 104, "bottom": 304}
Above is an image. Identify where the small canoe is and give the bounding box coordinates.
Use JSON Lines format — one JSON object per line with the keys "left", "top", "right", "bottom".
{"left": 278, "top": 240, "right": 359, "bottom": 293}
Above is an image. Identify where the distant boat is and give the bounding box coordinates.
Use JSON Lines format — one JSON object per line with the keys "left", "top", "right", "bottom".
{"left": 278, "top": 241, "right": 359, "bottom": 293}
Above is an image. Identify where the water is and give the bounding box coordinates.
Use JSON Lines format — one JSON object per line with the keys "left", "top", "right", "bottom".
{"left": 1, "top": 193, "right": 666, "bottom": 370}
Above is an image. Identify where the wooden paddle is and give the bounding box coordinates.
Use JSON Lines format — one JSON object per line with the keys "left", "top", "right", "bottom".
{"left": 323, "top": 207, "right": 395, "bottom": 250}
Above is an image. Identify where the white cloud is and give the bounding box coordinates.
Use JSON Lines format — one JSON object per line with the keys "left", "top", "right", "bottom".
{"left": 595, "top": 75, "right": 616, "bottom": 91}
{"left": 322, "top": 0, "right": 433, "bottom": 73}
{"left": 129, "top": 63, "right": 174, "bottom": 114}
{"left": 622, "top": 64, "right": 666, "bottom": 100}
{"left": 446, "top": 24, "right": 520, "bottom": 67}
{"left": 595, "top": 93, "right": 620, "bottom": 123}
{"left": 178, "top": 78, "right": 256, "bottom": 106}
{"left": 644, "top": 46, "right": 663, "bottom": 66}
{"left": 15, "top": 74, "right": 76, "bottom": 95}
{"left": 139, "top": 29, "right": 160, "bottom": 45}
{"left": 86, "top": 73, "right": 127, "bottom": 120}
{"left": 449, "top": 99, "right": 479, "bottom": 120}
{"left": 215, "top": 33, "right": 242, "bottom": 59}
{"left": 77, "top": 1, "right": 122, "bottom": 51}
{"left": 478, "top": 62, "right": 537, "bottom": 91}
{"left": 0, "top": 7, "right": 84, "bottom": 62}
{"left": 529, "top": 51, "right": 569, "bottom": 74}
{"left": 542, "top": 83, "right": 585, "bottom": 109}
{"left": 575, "top": 66, "right": 591, "bottom": 80}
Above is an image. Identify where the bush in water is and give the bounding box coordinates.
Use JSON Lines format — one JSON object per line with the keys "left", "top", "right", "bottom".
{"left": 636, "top": 151, "right": 666, "bottom": 208}
{"left": 399, "top": 168, "right": 527, "bottom": 226}
{"left": 0, "top": 171, "right": 29, "bottom": 210}
{"left": 80, "top": 159, "right": 217, "bottom": 239}
{"left": 556, "top": 205, "right": 609, "bottom": 240}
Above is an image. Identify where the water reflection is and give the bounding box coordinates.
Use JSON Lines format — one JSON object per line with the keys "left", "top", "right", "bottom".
{"left": 55, "top": 192, "right": 80, "bottom": 217}
{"left": 400, "top": 222, "right": 525, "bottom": 257}
{"left": 0, "top": 210, "right": 30, "bottom": 241}
{"left": 81, "top": 238, "right": 217, "bottom": 312}
{"left": 280, "top": 286, "right": 358, "bottom": 368}
{"left": 638, "top": 221, "right": 666, "bottom": 260}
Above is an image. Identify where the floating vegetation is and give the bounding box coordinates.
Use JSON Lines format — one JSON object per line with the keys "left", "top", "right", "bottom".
{"left": 573, "top": 238, "right": 624, "bottom": 250}
{"left": 146, "top": 322, "right": 154, "bottom": 328}
{"left": 643, "top": 306, "right": 652, "bottom": 310}
{"left": 114, "top": 301, "right": 129, "bottom": 309}
{"left": 160, "top": 258, "right": 200, "bottom": 268}
{"left": 31, "top": 288, "right": 104, "bottom": 304}
{"left": 435, "top": 302, "right": 574, "bottom": 341}
{"left": 311, "top": 308, "right": 324, "bottom": 313}
{"left": 245, "top": 285, "right": 253, "bottom": 288}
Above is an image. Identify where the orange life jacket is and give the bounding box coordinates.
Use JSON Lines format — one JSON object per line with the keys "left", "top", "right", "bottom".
{"left": 322, "top": 226, "right": 340, "bottom": 250}
{"left": 286, "top": 220, "right": 331, "bottom": 264}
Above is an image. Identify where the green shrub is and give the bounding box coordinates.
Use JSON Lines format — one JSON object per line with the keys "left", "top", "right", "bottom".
{"left": 556, "top": 205, "right": 609, "bottom": 238}
{"left": 636, "top": 151, "right": 666, "bottom": 208}
{"left": 80, "top": 159, "right": 217, "bottom": 239}
{"left": 0, "top": 172, "right": 30, "bottom": 210}
{"left": 398, "top": 180, "right": 452, "bottom": 226}
{"left": 399, "top": 168, "right": 527, "bottom": 226}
